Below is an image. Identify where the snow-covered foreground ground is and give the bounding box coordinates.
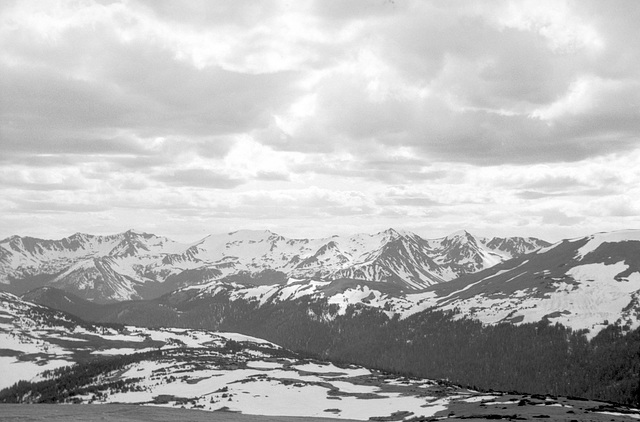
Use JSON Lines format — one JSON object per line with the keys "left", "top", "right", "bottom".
{"left": 87, "top": 348, "right": 456, "bottom": 420}
{"left": 0, "top": 291, "right": 458, "bottom": 420}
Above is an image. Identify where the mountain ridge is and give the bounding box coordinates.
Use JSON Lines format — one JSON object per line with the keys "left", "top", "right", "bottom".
{"left": 6, "top": 228, "right": 640, "bottom": 337}
{"left": 0, "top": 228, "right": 549, "bottom": 303}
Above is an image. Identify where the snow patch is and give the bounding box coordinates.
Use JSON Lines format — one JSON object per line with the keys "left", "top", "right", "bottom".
{"left": 576, "top": 230, "right": 640, "bottom": 258}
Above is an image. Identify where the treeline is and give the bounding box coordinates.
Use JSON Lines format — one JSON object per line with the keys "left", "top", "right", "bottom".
{"left": 0, "top": 340, "right": 267, "bottom": 404}
{"left": 0, "top": 351, "right": 156, "bottom": 403}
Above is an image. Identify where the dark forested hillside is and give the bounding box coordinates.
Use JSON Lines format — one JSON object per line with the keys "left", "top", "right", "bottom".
{"left": 24, "top": 287, "right": 640, "bottom": 406}
{"left": 211, "top": 299, "right": 640, "bottom": 406}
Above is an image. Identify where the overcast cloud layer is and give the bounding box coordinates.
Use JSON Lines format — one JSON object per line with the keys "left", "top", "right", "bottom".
{"left": 1, "top": 0, "right": 639, "bottom": 242}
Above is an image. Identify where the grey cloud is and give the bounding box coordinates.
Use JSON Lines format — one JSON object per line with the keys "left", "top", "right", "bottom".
{"left": 607, "top": 202, "right": 639, "bottom": 217}
{"left": 133, "top": 0, "right": 277, "bottom": 28}
{"left": 155, "top": 169, "right": 245, "bottom": 189}
{"left": 10, "top": 198, "right": 105, "bottom": 213}
{"left": 2, "top": 0, "right": 640, "bottom": 201}
{"left": 0, "top": 133, "right": 149, "bottom": 158}
{"left": 586, "top": 0, "right": 640, "bottom": 79}
{"left": 0, "top": 64, "right": 145, "bottom": 151}
{"left": 109, "top": 45, "right": 300, "bottom": 138}
{"left": 312, "top": 0, "right": 406, "bottom": 21}
{"left": 116, "top": 178, "right": 152, "bottom": 191}
{"left": 232, "top": 202, "right": 377, "bottom": 220}
{"left": 370, "top": 163, "right": 450, "bottom": 184}
{"left": 387, "top": 196, "right": 443, "bottom": 207}
{"left": 254, "top": 1, "right": 640, "bottom": 166}
{"left": 255, "top": 171, "right": 290, "bottom": 182}
{"left": 517, "top": 186, "right": 621, "bottom": 200}
{"left": 520, "top": 176, "right": 587, "bottom": 192}
{"left": 0, "top": 154, "right": 84, "bottom": 168}
{"left": 580, "top": 187, "right": 623, "bottom": 197}
{"left": 409, "top": 106, "right": 640, "bottom": 165}
{"left": 289, "top": 153, "right": 450, "bottom": 185}
{"left": 106, "top": 48, "right": 299, "bottom": 137}
{"left": 517, "top": 191, "right": 567, "bottom": 200}
{"left": 212, "top": 191, "right": 376, "bottom": 220}
{"left": 1, "top": 27, "right": 301, "bottom": 163}
{"left": 0, "top": 179, "right": 86, "bottom": 192}
{"left": 105, "top": 155, "right": 175, "bottom": 171}
{"left": 540, "top": 209, "right": 585, "bottom": 226}
{"left": 195, "top": 138, "right": 237, "bottom": 159}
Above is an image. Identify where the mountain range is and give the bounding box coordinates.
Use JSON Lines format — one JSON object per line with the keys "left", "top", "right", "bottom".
{"left": 0, "top": 228, "right": 548, "bottom": 302}
{"left": 3, "top": 228, "right": 640, "bottom": 415}
{"left": 4, "top": 227, "right": 640, "bottom": 337}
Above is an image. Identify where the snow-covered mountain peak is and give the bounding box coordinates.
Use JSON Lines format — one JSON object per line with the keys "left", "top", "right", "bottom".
{"left": 227, "top": 229, "right": 280, "bottom": 240}
{"left": 1, "top": 227, "right": 551, "bottom": 302}
{"left": 108, "top": 230, "right": 185, "bottom": 257}
{"left": 446, "top": 229, "right": 472, "bottom": 238}
{"left": 191, "top": 229, "right": 283, "bottom": 252}
{"left": 67, "top": 232, "right": 92, "bottom": 240}
{"left": 122, "top": 228, "right": 149, "bottom": 238}
{"left": 433, "top": 230, "right": 481, "bottom": 251}
{"left": 484, "top": 236, "right": 551, "bottom": 259}
{"left": 0, "top": 234, "right": 19, "bottom": 243}
{"left": 380, "top": 227, "right": 402, "bottom": 238}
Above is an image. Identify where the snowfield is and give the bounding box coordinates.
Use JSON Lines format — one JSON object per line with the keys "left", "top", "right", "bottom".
{"left": 98, "top": 356, "right": 452, "bottom": 420}
{"left": 575, "top": 230, "right": 640, "bottom": 258}
{"left": 432, "top": 261, "right": 640, "bottom": 337}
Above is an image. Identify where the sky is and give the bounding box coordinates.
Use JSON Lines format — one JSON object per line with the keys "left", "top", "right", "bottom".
{"left": 1, "top": 0, "right": 639, "bottom": 243}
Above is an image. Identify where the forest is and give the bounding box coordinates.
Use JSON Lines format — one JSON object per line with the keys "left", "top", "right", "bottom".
{"left": 0, "top": 339, "right": 286, "bottom": 404}
{"left": 20, "top": 288, "right": 640, "bottom": 407}
{"left": 186, "top": 296, "right": 640, "bottom": 406}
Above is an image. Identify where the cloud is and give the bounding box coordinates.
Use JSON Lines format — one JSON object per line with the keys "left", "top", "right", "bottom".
{"left": 255, "top": 171, "right": 290, "bottom": 182}
{"left": 0, "top": 2, "right": 302, "bottom": 174}
{"left": 254, "top": 1, "right": 640, "bottom": 165}
{"left": 6, "top": 0, "right": 639, "bottom": 169}
{"left": 203, "top": 188, "right": 377, "bottom": 221}
{"left": 386, "top": 196, "right": 443, "bottom": 207}
{"left": 1, "top": 0, "right": 640, "bottom": 242}
{"left": 10, "top": 197, "right": 106, "bottom": 214}
{"left": 155, "top": 169, "right": 245, "bottom": 189}
{"left": 540, "top": 209, "right": 585, "bottom": 226}
{"left": 517, "top": 191, "right": 566, "bottom": 200}
{"left": 519, "top": 175, "right": 586, "bottom": 191}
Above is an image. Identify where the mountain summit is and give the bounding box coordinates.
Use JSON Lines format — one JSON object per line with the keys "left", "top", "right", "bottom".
{"left": 0, "top": 228, "right": 548, "bottom": 302}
